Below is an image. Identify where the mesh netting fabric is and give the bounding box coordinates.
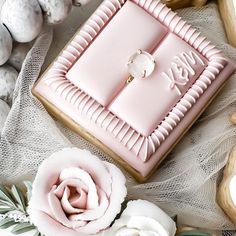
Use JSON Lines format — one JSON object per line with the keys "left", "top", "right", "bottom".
{"left": 0, "top": 2, "right": 236, "bottom": 234}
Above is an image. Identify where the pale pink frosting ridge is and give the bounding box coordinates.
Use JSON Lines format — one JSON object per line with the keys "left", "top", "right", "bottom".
{"left": 40, "top": 0, "right": 228, "bottom": 162}
{"left": 34, "top": 0, "right": 236, "bottom": 178}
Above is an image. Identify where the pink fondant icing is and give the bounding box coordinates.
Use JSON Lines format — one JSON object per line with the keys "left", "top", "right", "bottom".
{"left": 109, "top": 33, "right": 207, "bottom": 136}
{"left": 34, "top": 0, "right": 236, "bottom": 176}
{"left": 66, "top": 1, "right": 168, "bottom": 107}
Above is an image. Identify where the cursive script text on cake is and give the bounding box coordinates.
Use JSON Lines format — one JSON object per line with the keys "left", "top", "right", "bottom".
{"left": 162, "top": 51, "right": 205, "bottom": 95}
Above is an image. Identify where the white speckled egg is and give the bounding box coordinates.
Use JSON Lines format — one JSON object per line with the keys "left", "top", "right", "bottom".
{"left": 38, "top": 0, "right": 72, "bottom": 25}
{"left": 8, "top": 43, "right": 31, "bottom": 71}
{"left": 1, "top": 0, "right": 43, "bottom": 43}
{"left": 0, "top": 24, "right": 12, "bottom": 66}
{"left": 73, "top": 0, "right": 91, "bottom": 6}
{"left": 0, "top": 99, "right": 10, "bottom": 134}
{"left": 0, "top": 65, "right": 18, "bottom": 105}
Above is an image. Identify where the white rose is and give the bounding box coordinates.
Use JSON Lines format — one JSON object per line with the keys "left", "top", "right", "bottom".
{"left": 103, "top": 200, "right": 176, "bottom": 236}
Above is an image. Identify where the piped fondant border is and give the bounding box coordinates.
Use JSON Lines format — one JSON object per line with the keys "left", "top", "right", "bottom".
{"left": 41, "top": 0, "right": 227, "bottom": 162}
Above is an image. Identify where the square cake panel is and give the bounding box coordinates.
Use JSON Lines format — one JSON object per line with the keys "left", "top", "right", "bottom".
{"left": 66, "top": 1, "right": 168, "bottom": 107}
{"left": 109, "top": 32, "right": 207, "bottom": 136}
{"left": 33, "top": 0, "right": 236, "bottom": 182}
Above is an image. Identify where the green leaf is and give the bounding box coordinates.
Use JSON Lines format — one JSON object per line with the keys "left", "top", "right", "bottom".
{"left": 176, "top": 230, "right": 212, "bottom": 236}
{"left": 0, "top": 199, "right": 16, "bottom": 208}
{"left": 0, "top": 205, "right": 14, "bottom": 214}
{"left": 0, "top": 186, "right": 16, "bottom": 207}
{"left": 0, "top": 218, "right": 17, "bottom": 229}
{"left": 33, "top": 231, "right": 41, "bottom": 236}
{"left": 11, "top": 185, "right": 26, "bottom": 212}
{"left": 11, "top": 223, "right": 36, "bottom": 235}
{"left": 0, "top": 209, "right": 10, "bottom": 214}
{"left": 23, "top": 181, "right": 32, "bottom": 202}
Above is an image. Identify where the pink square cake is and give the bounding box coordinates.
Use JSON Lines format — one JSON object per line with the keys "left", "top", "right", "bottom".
{"left": 33, "top": 0, "right": 236, "bottom": 182}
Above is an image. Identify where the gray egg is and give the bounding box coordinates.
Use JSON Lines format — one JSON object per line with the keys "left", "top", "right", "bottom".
{"left": 0, "top": 99, "right": 10, "bottom": 134}
{"left": 73, "top": 0, "right": 91, "bottom": 6}
{"left": 8, "top": 43, "right": 31, "bottom": 71}
{"left": 38, "top": 0, "right": 72, "bottom": 25}
{"left": 0, "top": 24, "right": 12, "bottom": 66}
{"left": 1, "top": 0, "right": 43, "bottom": 43}
{"left": 0, "top": 65, "right": 18, "bottom": 105}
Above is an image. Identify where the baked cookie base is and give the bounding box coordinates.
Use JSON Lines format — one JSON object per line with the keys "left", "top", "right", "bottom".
{"left": 33, "top": 62, "right": 235, "bottom": 183}
{"left": 33, "top": 0, "right": 236, "bottom": 182}
{"left": 218, "top": 145, "right": 236, "bottom": 225}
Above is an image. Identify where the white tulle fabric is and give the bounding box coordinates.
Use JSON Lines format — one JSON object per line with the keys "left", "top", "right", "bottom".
{"left": 0, "top": 1, "right": 236, "bottom": 235}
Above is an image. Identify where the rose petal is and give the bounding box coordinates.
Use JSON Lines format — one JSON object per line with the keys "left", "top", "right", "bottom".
{"left": 69, "top": 186, "right": 109, "bottom": 221}
{"left": 140, "top": 231, "right": 160, "bottom": 236}
{"left": 61, "top": 187, "right": 86, "bottom": 214}
{"left": 60, "top": 167, "right": 99, "bottom": 209}
{"left": 108, "top": 216, "right": 164, "bottom": 235}
{"left": 54, "top": 178, "right": 88, "bottom": 214}
{"left": 69, "top": 188, "right": 87, "bottom": 209}
{"left": 79, "top": 150, "right": 113, "bottom": 197}
{"left": 103, "top": 200, "right": 176, "bottom": 236}
{"left": 126, "top": 216, "right": 169, "bottom": 236}
{"left": 62, "top": 149, "right": 113, "bottom": 196}
{"left": 78, "top": 162, "right": 127, "bottom": 234}
{"left": 28, "top": 208, "right": 88, "bottom": 236}
{"left": 54, "top": 178, "right": 87, "bottom": 198}
{"left": 30, "top": 148, "right": 112, "bottom": 214}
{"left": 119, "top": 200, "right": 176, "bottom": 236}
{"left": 115, "top": 227, "right": 140, "bottom": 236}
{"left": 101, "top": 216, "right": 129, "bottom": 235}
{"left": 48, "top": 186, "right": 87, "bottom": 229}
